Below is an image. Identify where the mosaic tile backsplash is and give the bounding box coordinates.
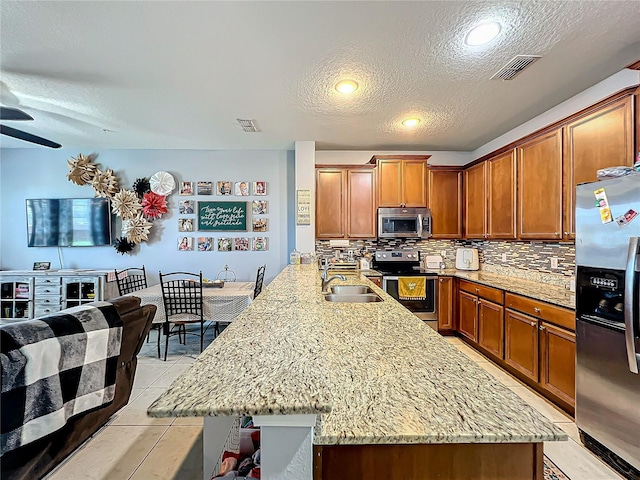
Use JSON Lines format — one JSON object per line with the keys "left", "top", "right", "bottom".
{"left": 315, "top": 239, "right": 576, "bottom": 285}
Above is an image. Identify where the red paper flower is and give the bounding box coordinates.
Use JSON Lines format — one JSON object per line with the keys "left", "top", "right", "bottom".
{"left": 141, "top": 192, "right": 168, "bottom": 219}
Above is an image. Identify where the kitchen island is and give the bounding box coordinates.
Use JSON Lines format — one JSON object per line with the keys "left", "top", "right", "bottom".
{"left": 148, "top": 264, "right": 566, "bottom": 480}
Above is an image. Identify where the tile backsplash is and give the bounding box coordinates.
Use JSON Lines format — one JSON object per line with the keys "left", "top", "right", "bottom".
{"left": 315, "top": 238, "right": 575, "bottom": 282}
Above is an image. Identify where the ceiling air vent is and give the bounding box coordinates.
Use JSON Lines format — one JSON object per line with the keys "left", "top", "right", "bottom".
{"left": 236, "top": 119, "right": 259, "bottom": 132}
{"left": 491, "top": 55, "right": 541, "bottom": 80}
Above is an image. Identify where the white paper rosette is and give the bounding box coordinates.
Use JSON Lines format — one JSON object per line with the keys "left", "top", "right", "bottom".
{"left": 149, "top": 171, "right": 176, "bottom": 196}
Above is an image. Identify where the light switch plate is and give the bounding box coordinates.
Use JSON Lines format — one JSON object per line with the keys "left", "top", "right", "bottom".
{"left": 550, "top": 257, "right": 559, "bottom": 269}
{"left": 501, "top": 253, "right": 507, "bottom": 262}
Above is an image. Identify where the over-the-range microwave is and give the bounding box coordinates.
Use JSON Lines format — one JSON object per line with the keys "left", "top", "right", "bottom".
{"left": 377, "top": 207, "right": 431, "bottom": 239}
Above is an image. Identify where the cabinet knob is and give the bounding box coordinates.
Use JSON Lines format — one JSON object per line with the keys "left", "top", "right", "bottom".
{"left": 475, "top": 288, "right": 479, "bottom": 293}
{"left": 539, "top": 326, "right": 545, "bottom": 331}
{"left": 440, "top": 279, "right": 443, "bottom": 283}
{"left": 533, "top": 307, "right": 541, "bottom": 313}
{"left": 554, "top": 232, "right": 560, "bottom": 236}
{"left": 530, "top": 321, "right": 536, "bottom": 326}
{"left": 564, "top": 232, "right": 569, "bottom": 236}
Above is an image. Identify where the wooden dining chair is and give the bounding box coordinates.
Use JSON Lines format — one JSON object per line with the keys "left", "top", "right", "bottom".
{"left": 114, "top": 266, "right": 148, "bottom": 295}
{"left": 158, "top": 271, "right": 206, "bottom": 361}
{"left": 254, "top": 264, "right": 266, "bottom": 298}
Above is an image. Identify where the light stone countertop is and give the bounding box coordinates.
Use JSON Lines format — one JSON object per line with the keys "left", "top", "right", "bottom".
{"left": 148, "top": 265, "right": 566, "bottom": 446}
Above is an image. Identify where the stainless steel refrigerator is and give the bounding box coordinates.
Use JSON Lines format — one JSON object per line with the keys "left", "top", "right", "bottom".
{"left": 575, "top": 174, "right": 640, "bottom": 479}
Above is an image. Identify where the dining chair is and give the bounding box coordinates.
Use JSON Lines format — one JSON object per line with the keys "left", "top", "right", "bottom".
{"left": 254, "top": 264, "right": 266, "bottom": 298}
{"left": 114, "top": 266, "right": 148, "bottom": 295}
{"left": 158, "top": 271, "right": 206, "bottom": 361}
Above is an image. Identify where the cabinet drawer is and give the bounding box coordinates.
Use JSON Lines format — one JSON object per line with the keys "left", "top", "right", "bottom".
{"left": 35, "top": 285, "right": 62, "bottom": 295}
{"left": 34, "top": 305, "right": 62, "bottom": 317}
{"left": 504, "top": 293, "right": 574, "bottom": 331}
{"left": 459, "top": 280, "right": 503, "bottom": 304}
{"left": 35, "top": 295, "right": 61, "bottom": 306}
{"left": 35, "top": 277, "right": 61, "bottom": 286}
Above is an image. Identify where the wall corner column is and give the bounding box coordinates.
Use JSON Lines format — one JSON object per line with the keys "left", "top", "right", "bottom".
{"left": 294, "top": 141, "right": 316, "bottom": 254}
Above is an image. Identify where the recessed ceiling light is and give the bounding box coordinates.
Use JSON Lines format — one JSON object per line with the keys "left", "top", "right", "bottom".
{"left": 402, "top": 118, "right": 421, "bottom": 127}
{"left": 335, "top": 80, "right": 359, "bottom": 94}
{"left": 465, "top": 21, "right": 501, "bottom": 46}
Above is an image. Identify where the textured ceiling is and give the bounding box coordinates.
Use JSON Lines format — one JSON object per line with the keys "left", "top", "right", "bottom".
{"left": 1, "top": 1, "right": 639, "bottom": 151}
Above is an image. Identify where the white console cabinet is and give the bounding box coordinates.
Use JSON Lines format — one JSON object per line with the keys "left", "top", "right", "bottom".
{"left": 0, "top": 270, "right": 118, "bottom": 322}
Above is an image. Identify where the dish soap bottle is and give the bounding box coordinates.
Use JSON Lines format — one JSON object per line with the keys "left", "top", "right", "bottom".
{"left": 290, "top": 249, "right": 300, "bottom": 265}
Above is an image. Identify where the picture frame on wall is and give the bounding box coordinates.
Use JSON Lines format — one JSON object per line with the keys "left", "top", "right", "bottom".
{"left": 252, "top": 237, "right": 268, "bottom": 251}
{"left": 197, "top": 181, "right": 213, "bottom": 195}
{"left": 252, "top": 200, "right": 267, "bottom": 215}
{"left": 253, "top": 181, "right": 266, "bottom": 196}
{"left": 218, "top": 238, "right": 233, "bottom": 252}
{"left": 178, "top": 218, "right": 194, "bottom": 232}
{"left": 179, "top": 200, "right": 194, "bottom": 214}
{"left": 234, "top": 237, "right": 250, "bottom": 251}
{"left": 33, "top": 261, "right": 51, "bottom": 271}
{"left": 217, "top": 181, "right": 233, "bottom": 195}
{"left": 235, "top": 181, "right": 250, "bottom": 196}
{"left": 252, "top": 218, "right": 267, "bottom": 232}
{"left": 197, "top": 237, "right": 213, "bottom": 251}
{"left": 178, "top": 236, "right": 194, "bottom": 251}
{"left": 179, "top": 181, "right": 194, "bottom": 195}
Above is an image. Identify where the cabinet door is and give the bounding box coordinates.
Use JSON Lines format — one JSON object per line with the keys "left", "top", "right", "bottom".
{"left": 428, "top": 169, "right": 462, "bottom": 238}
{"left": 402, "top": 160, "right": 428, "bottom": 207}
{"left": 1, "top": 277, "right": 33, "bottom": 320}
{"left": 464, "top": 162, "right": 486, "bottom": 239}
{"left": 377, "top": 159, "right": 403, "bottom": 207}
{"left": 316, "top": 169, "right": 346, "bottom": 238}
{"left": 563, "top": 96, "right": 634, "bottom": 240}
{"left": 517, "top": 129, "right": 563, "bottom": 240}
{"left": 458, "top": 290, "right": 478, "bottom": 342}
{"left": 539, "top": 322, "right": 576, "bottom": 407}
{"left": 505, "top": 309, "right": 539, "bottom": 381}
{"left": 478, "top": 300, "right": 504, "bottom": 359}
{"left": 487, "top": 150, "right": 517, "bottom": 239}
{"left": 346, "top": 169, "right": 376, "bottom": 238}
{"left": 437, "top": 277, "right": 454, "bottom": 330}
{"left": 62, "top": 277, "right": 100, "bottom": 308}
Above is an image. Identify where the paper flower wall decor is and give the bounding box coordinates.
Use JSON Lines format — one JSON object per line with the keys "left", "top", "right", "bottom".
{"left": 141, "top": 191, "right": 168, "bottom": 220}
{"left": 112, "top": 188, "right": 142, "bottom": 220}
{"left": 91, "top": 168, "right": 120, "bottom": 198}
{"left": 122, "top": 214, "right": 152, "bottom": 244}
{"left": 132, "top": 177, "right": 151, "bottom": 198}
{"left": 67, "top": 153, "right": 98, "bottom": 186}
{"left": 66, "top": 155, "right": 175, "bottom": 255}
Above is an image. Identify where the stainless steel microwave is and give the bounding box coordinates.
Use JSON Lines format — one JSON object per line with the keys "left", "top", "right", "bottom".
{"left": 377, "top": 207, "right": 431, "bottom": 239}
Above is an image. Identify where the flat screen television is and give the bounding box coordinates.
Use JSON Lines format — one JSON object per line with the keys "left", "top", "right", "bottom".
{"left": 26, "top": 198, "right": 113, "bottom": 247}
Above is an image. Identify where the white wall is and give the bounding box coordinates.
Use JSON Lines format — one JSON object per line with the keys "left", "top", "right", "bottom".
{"left": 0, "top": 149, "right": 293, "bottom": 285}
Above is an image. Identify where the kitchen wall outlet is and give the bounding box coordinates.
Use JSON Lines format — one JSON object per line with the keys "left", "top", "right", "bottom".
{"left": 501, "top": 253, "right": 507, "bottom": 262}
{"left": 550, "top": 257, "right": 559, "bottom": 269}
{"left": 440, "top": 250, "right": 447, "bottom": 257}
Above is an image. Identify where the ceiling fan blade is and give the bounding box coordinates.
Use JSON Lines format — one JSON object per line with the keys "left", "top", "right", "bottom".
{"left": 0, "top": 124, "right": 61, "bottom": 148}
{"left": 0, "top": 106, "right": 34, "bottom": 121}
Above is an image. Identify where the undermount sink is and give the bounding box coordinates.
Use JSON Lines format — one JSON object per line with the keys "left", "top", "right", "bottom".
{"left": 330, "top": 285, "right": 375, "bottom": 295}
{"left": 324, "top": 293, "right": 383, "bottom": 303}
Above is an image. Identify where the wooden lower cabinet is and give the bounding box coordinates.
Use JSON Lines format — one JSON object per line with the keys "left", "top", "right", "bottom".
{"left": 478, "top": 300, "right": 504, "bottom": 359}
{"left": 314, "top": 442, "right": 543, "bottom": 480}
{"left": 437, "top": 276, "right": 454, "bottom": 330}
{"left": 505, "top": 309, "right": 539, "bottom": 381}
{"left": 540, "top": 322, "right": 576, "bottom": 407}
{"left": 458, "top": 290, "right": 478, "bottom": 341}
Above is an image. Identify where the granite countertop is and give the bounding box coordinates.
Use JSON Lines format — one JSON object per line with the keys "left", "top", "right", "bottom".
{"left": 148, "top": 265, "right": 566, "bottom": 446}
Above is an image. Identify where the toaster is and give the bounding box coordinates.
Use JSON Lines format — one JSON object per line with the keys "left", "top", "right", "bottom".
{"left": 455, "top": 248, "right": 479, "bottom": 271}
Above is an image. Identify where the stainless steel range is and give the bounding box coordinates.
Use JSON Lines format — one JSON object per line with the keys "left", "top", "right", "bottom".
{"left": 373, "top": 250, "right": 437, "bottom": 330}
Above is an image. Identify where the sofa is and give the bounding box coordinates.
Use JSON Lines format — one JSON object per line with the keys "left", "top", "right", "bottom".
{"left": 1, "top": 295, "right": 157, "bottom": 480}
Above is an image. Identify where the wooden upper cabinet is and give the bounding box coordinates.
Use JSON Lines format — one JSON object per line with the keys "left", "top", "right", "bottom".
{"left": 316, "top": 168, "right": 346, "bottom": 239}
{"left": 464, "top": 162, "right": 486, "bottom": 239}
{"left": 346, "top": 169, "right": 376, "bottom": 238}
{"left": 374, "top": 156, "right": 429, "bottom": 207}
{"left": 316, "top": 166, "right": 376, "bottom": 239}
{"left": 563, "top": 95, "right": 634, "bottom": 240}
{"left": 487, "top": 150, "right": 517, "bottom": 239}
{"left": 517, "top": 129, "right": 563, "bottom": 240}
{"left": 428, "top": 169, "right": 463, "bottom": 239}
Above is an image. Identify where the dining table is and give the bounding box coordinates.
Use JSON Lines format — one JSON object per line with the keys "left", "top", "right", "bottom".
{"left": 126, "top": 281, "right": 254, "bottom": 324}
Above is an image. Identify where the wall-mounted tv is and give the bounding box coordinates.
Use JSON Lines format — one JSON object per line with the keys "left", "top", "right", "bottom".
{"left": 26, "top": 198, "right": 113, "bottom": 247}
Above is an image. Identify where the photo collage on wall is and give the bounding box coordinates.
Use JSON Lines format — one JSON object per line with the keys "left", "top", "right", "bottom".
{"left": 177, "top": 179, "right": 268, "bottom": 252}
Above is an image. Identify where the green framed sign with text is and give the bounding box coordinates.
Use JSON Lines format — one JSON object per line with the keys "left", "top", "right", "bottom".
{"left": 198, "top": 201, "right": 247, "bottom": 231}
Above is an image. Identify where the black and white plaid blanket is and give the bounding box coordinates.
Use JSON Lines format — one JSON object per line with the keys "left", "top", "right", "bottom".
{"left": 0, "top": 301, "right": 122, "bottom": 455}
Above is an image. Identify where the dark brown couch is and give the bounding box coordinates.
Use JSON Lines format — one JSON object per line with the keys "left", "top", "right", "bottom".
{"left": 1, "top": 296, "right": 157, "bottom": 480}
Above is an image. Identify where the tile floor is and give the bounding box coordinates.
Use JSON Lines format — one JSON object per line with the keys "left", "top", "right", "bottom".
{"left": 45, "top": 330, "right": 624, "bottom": 480}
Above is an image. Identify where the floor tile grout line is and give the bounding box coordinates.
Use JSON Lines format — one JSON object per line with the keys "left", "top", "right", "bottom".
{"left": 126, "top": 424, "right": 173, "bottom": 480}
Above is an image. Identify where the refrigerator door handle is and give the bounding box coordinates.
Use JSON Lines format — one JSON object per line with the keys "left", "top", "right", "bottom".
{"left": 624, "top": 236, "right": 640, "bottom": 374}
